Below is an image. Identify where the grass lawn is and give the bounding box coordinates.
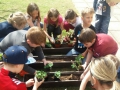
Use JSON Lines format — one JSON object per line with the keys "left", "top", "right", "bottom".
{"left": 0, "top": 0, "right": 79, "bottom": 22}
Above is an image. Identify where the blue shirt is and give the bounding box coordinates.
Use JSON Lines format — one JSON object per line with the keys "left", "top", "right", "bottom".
{"left": 0, "top": 21, "right": 17, "bottom": 41}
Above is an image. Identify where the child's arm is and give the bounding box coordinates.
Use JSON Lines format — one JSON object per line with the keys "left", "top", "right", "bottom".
{"left": 43, "top": 23, "right": 54, "bottom": 43}
{"left": 59, "top": 21, "right": 64, "bottom": 39}
{"left": 82, "top": 49, "right": 93, "bottom": 69}
{"left": 32, "top": 77, "right": 44, "bottom": 90}
{"left": 81, "top": 48, "right": 88, "bottom": 57}
{"left": 26, "top": 16, "right": 34, "bottom": 27}
{"left": 79, "top": 71, "right": 91, "bottom": 90}
{"left": 80, "top": 64, "right": 90, "bottom": 80}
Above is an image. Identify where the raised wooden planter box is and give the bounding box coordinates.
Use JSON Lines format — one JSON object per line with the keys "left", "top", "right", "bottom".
{"left": 30, "top": 56, "right": 78, "bottom": 71}
{"left": 42, "top": 47, "right": 72, "bottom": 55}
{"left": 26, "top": 56, "right": 94, "bottom": 90}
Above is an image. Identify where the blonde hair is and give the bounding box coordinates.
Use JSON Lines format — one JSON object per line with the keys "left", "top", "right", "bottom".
{"left": 7, "top": 12, "right": 27, "bottom": 26}
{"left": 81, "top": 7, "right": 94, "bottom": 17}
{"left": 105, "top": 54, "right": 120, "bottom": 70}
{"left": 26, "top": 26, "right": 46, "bottom": 45}
{"left": 90, "top": 56, "right": 117, "bottom": 88}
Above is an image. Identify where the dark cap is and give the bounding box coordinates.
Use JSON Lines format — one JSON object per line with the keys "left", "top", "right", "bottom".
{"left": 3, "top": 45, "right": 28, "bottom": 64}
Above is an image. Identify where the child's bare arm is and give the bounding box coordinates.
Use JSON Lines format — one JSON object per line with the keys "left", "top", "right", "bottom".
{"left": 79, "top": 71, "right": 91, "bottom": 90}
{"left": 43, "top": 23, "right": 54, "bottom": 43}
{"left": 82, "top": 50, "right": 93, "bottom": 69}
{"left": 80, "top": 64, "right": 90, "bottom": 80}
{"left": 81, "top": 48, "right": 88, "bottom": 57}
{"left": 26, "top": 16, "right": 34, "bottom": 27}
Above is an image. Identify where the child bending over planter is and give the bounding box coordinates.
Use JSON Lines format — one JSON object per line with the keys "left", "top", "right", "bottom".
{"left": 43, "top": 8, "right": 64, "bottom": 43}
{"left": 0, "top": 11, "right": 27, "bottom": 42}
{"left": 0, "top": 26, "right": 52, "bottom": 76}
{"left": 79, "top": 54, "right": 120, "bottom": 90}
{"left": 63, "top": 9, "right": 81, "bottom": 32}
{"left": 0, "top": 45, "right": 44, "bottom": 90}
{"left": 66, "top": 7, "right": 96, "bottom": 56}
{"left": 78, "top": 28, "right": 118, "bottom": 69}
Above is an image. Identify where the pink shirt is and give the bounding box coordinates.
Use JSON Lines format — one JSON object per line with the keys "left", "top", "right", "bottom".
{"left": 44, "top": 15, "right": 63, "bottom": 26}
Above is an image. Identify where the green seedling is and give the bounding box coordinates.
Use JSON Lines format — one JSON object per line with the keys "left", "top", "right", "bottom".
{"left": 71, "top": 54, "right": 84, "bottom": 70}
{"left": 46, "top": 42, "right": 52, "bottom": 48}
{"left": 54, "top": 71, "right": 61, "bottom": 78}
{"left": 35, "top": 70, "right": 47, "bottom": 81}
{"left": 71, "top": 62, "right": 78, "bottom": 70}
{"left": 0, "top": 53, "right": 3, "bottom": 61}
{"left": 75, "top": 54, "right": 84, "bottom": 66}
{"left": 44, "top": 63, "right": 53, "bottom": 69}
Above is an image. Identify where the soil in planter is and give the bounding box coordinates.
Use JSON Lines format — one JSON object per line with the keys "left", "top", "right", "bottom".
{"left": 44, "top": 74, "right": 80, "bottom": 81}
{"left": 36, "top": 58, "right": 75, "bottom": 63}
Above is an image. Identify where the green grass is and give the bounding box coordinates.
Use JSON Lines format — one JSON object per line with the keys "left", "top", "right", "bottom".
{"left": 0, "top": 0, "right": 78, "bottom": 22}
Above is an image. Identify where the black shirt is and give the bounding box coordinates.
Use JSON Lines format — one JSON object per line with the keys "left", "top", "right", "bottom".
{"left": 74, "top": 24, "right": 96, "bottom": 53}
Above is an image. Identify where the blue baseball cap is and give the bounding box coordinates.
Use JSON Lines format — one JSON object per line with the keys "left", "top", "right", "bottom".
{"left": 3, "top": 45, "right": 28, "bottom": 64}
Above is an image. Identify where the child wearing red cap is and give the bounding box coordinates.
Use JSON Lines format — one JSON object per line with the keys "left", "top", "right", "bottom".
{"left": 0, "top": 45, "right": 43, "bottom": 90}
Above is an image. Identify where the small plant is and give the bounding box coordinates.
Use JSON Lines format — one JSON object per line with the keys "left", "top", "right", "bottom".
{"left": 71, "top": 54, "right": 84, "bottom": 70}
{"left": 45, "top": 42, "right": 52, "bottom": 48}
{"left": 54, "top": 71, "right": 61, "bottom": 78}
{"left": 55, "top": 38, "right": 61, "bottom": 44}
{"left": 35, "top": 70, "right": 47, "bottom": 81}
{"left": 0, "top": 53, "right": 3, "bottom": 61}
{"left": 54, "top": 37, "right": 61, "bottom": 48}
{"left": 71, "top": 62, "right": 78, "bottom": 70}
{"left": 44, "top": 63, "right": 53, "bottom": 69}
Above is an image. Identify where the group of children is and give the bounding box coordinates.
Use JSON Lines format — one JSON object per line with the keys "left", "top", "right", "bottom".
{"left": 0, "top": 0, "right": 120, "bottom": 90}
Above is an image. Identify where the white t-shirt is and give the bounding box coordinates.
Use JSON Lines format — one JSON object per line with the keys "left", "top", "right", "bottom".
{"left": 71, "top": 17, "right": 81, "bottom": 27}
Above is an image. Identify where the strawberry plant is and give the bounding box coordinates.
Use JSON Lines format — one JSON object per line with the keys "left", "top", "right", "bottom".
{"left": 54, "top": 71, "right": 61, "bottom": 79}
{"left": 71, "top": 54, "right": 84, "bottom": 70}
{"left": 44, "top": 63, "right": 53, "bottom": 69}
{"left": 35, "top": 70, "right": 47, "bottom": 81}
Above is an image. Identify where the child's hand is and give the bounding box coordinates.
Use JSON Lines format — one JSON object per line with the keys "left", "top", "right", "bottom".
{"left": 42, "top": 59, "right": 53, "bottom": 66}
{"left": 108, "top": 2, "right": 116, "bottom": 6}
{"left": 25, "top": 78, "right": 34, "bottom": 87}
{"left": 26, "top": 16, "right": 34, "bottom": 27}
{"left": 50, "top": 37, "right": 55, "bottom": 43}
{"left": 81, "top": 64, "right": 87, "bottom": 70}
{"left": 33, "top": 77, "right": 44, "bottom": 90}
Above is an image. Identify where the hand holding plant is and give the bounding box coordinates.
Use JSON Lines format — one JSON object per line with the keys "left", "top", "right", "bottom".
{"left": 35, "top": 70, "right": 47, "bottom": 81}
{"left": 71, "top": 54, "right": 84, "bottom": 71}
{"left": 44, "top": 62, "right": 53, "bottom": 69}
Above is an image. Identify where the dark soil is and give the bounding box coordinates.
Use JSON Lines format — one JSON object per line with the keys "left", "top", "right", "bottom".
{"left": 44, "top": 74, "right": 79, "bottom": 81}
